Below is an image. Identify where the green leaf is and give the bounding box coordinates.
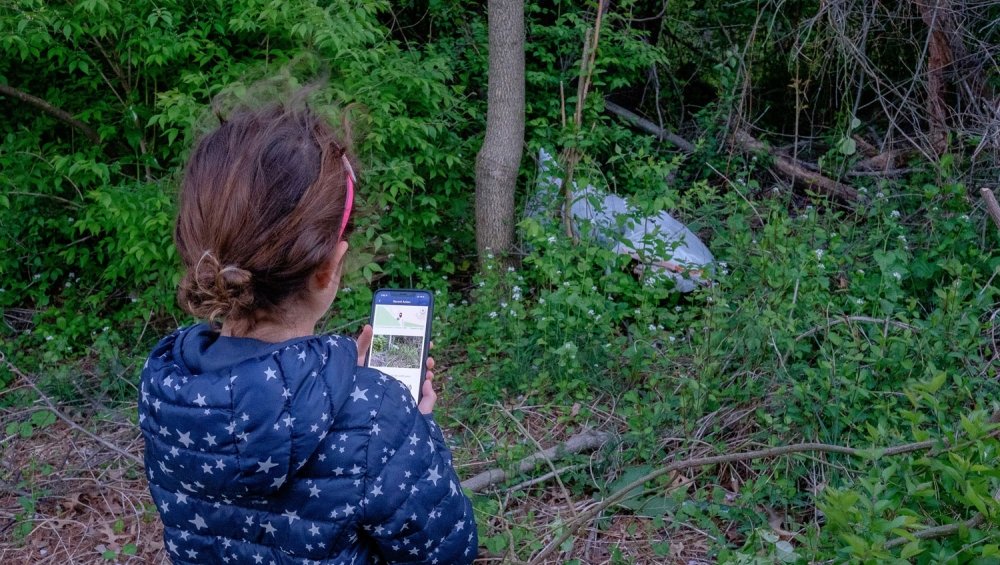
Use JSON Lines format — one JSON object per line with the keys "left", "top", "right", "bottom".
{"left": 900, "top": 540, "right": 924, "bottom": 559}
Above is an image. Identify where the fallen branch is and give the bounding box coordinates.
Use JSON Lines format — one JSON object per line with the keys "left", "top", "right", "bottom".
{"left": 885, "top": 487, "right": 1000, "bottom": 549}
{"left": 604, "top": 100, "right": 696, "bottom": 153}
{"left": 527, "top": 437, "right": 954, "bottom": 564}
{"left": 0, "top": 84, "right": 101, "bottom": 145}
{"left": 1, "top": 352, "right": 142, "bottom": 466}
{"left": 733, "top": 129, "right": 861, "bottom": 202}
{"left": 462, "top": 428, "right": 612, "bottom": 492}
{"left": 981, "top": 187, "right": 1000, "bottom": 233}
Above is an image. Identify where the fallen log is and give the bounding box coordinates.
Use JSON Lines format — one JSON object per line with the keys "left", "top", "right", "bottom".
{"left": 733, "top": 129, "right": 861, "bottom": 202}
{"left": 604, "top": 100, "right": 696, "bottom": 153}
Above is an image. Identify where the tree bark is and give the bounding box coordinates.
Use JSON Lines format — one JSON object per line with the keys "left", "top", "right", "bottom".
{"left": 475, "top": 0, "right": 525, "bottom": 264}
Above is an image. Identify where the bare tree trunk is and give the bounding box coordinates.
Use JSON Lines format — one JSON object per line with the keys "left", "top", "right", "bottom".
{"left": 475, "top": 0, "right": 525, "bottom": 265}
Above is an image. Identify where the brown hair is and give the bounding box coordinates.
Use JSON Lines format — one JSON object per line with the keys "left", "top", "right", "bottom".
{"left": 175, "top": 102, "right": 355, "bottom": 330}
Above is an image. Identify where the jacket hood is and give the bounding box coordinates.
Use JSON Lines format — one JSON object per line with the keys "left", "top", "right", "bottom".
{"left": 139, "top": 324, "right": 358, "bottom": 499}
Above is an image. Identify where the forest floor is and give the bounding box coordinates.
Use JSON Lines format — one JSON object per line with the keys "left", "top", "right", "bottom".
{"left": 0, "top": 372, "right": 717, "bottom": 564}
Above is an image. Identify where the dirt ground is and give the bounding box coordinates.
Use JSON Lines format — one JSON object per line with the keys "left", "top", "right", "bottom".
{"left": 1, "top": 394, "right": 717, "bottom": 564}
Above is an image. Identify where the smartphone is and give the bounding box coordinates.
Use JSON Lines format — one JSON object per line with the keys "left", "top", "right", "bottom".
{"left": 365, "top": 289, "right": 433, "bottom": 403}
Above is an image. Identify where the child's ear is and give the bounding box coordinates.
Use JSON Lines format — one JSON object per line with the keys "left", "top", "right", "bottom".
{"left": 314, "top": 241, "right": 350, "bottom": 290}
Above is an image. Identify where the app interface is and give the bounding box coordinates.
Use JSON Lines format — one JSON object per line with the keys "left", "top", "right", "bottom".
{"left": 368, "top": 292, "right": 429, "bottom": 402}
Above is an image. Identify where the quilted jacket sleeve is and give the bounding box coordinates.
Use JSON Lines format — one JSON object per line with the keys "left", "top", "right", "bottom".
{"left": 357, "top": 370, "right": 477, "bottom": 564}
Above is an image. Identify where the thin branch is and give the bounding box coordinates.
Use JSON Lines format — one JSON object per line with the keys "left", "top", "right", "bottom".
{"left": 884, "top": 487, "right": 1000, "bottom": 549}
{"left": 0, "top": 352, "right": 142, "bottom": 466}
{"left": 527, "top": 438, "right": 953, "bottom": 564}
{"left": 796, "top": 316, "right": 920, "bottom": 341}
{"left": 0, "top": 84, "right": 100, "bottom": 145}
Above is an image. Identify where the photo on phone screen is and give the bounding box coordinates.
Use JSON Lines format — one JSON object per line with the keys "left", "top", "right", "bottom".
{"left": 366, "top": 289, "right": 433, "bottom": 403}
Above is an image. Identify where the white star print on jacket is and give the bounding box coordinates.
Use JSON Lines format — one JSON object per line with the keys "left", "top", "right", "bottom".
{"left": 139, "top": 324, "right": 477, "bottom": 564}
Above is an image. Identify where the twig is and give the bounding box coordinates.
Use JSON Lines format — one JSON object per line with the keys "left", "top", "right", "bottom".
{"left": 981, "top": 187, "right": 1000, "bottom": 233}
{"left": 505, "top": 464, "right": 585, "bottom": 494}
{"left": 0, "top": 84, "right": 101, "bottom": 145}
{"left": 462, "top": 429, "right": 612, "bottom": 492}
{"left": 795, "top": 316, "right": 920, "bottom": 341}
{"left": 527, "top": 438, "right": 951, "bottom": 564}
{"left": 1, "top": 352, "right": 142, "bottom": 466}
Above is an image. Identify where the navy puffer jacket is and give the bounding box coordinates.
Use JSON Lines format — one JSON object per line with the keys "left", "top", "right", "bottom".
{"left": 138, "top": 324, "right": 477, "bottom": 564}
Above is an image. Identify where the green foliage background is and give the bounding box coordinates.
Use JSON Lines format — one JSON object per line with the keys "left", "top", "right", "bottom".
{"left": 1, "top": 0, "right": 998, "bottom": 562}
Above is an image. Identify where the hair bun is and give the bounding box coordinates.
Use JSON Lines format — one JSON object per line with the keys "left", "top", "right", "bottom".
{"left": 178, "top": 251, "right": 255, "bottom": 322}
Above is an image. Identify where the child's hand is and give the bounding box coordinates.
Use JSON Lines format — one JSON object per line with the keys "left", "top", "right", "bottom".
{"left": 355, "top": 324, "right": 373, "bottom": 366}
{"left": 418, "top": 350, "right": 437, "bottom": 415}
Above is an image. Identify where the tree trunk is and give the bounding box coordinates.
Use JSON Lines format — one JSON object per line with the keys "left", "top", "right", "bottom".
{"left": 475, "top": 0, "right": 525, "bottom": 265}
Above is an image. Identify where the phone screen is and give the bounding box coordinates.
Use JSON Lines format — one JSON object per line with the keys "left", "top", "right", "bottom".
{"left": 366, "top": 289, "right": 433, "bottom": 403}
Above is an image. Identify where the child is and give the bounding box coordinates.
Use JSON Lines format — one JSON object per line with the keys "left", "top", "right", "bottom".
{"left": 138, "top": 101, "right": 478, "bottom": 564}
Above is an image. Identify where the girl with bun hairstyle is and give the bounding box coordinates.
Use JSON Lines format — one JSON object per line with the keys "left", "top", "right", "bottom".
{"left": 139, "top": 100, "right": 477, "bottom": 564}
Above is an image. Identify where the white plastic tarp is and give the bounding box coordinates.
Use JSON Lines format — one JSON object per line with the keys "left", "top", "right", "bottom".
{"left": 530, "top": 148, "right": 713, "bottom": 292}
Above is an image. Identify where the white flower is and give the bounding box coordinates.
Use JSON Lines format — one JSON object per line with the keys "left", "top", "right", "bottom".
{"left": 892, "top": 271, "right": 902, "bottom": 281}
{"left": 547, "top": 236, "right": 557, "bottom": 244}
{"left": 855, "top": 298, "right": 865, "bottom": 305}
{"left": 509, "top": 310, "right": 516, "bottom": 317}
{"left": 647, "top": 324, "right": 657, "bottom": 331}
{"left": 587, "top": 309, "right": 595, "bottom": 316}
{"left": 46, "top": 335, "right": 54, "bottom": 341}
{"left": 102, "top": 326, "right": 110, "bottom": 332}
{"left": 539, "top": 298, "right": 545, "bottom": 305}
{"left": 595, "top": 315, "right": 602, "bottom": 321}
{"left": 33, "top": 273, "right": 41, "bottom": 280}
{"left": 478, "top": 281, "right": 485, "bottom": 287}
{"left": 668, "top": 336, "right": 676, "bottom": 342}
{"left": 489, "top": 311, "right": 498, "bottom": 319}
{"left": 961, "top": 214, "right": 970, "bottom": 221}
{"left": 815, "top": 249, "right": 824, "bottom": 260}
{"left": 512, "top": 285, "right": 521, "bottom": 294}
{"left": 563, "top": 281, "right": 571, "bottom": 287}
{"left": 507, "top": 266, "right": 515, "bottom": 273}
{"left": 856, "top": 269, "right": 865, "bottom": 275}
{"left": 858, "top": 187, "right": 868, "bottom": 194}
{"left": 674, "top": 306, "right": 682, "bottom": 312}
{"left": 876, "top": 191, "right": 885, "bottom": 199}
{"left": 890, "top": 210, "right": 900, "bottom": 218}
{"left": 500, "top": 302, "right": 508, "bottom": 308}
{"left": 590, "top": 286, "right": 597, "bottom": 292}
{"left": 487, "top": 252, "right": 494, "bottom": 259}
{"left": 448, "top": 303, "right": 454, "bottom": 309}
{"left": 752, "top": 239, "right": 758, "bottom": 245}
{"left": 342, "top": 287, "right": 351, "bottom": 293}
